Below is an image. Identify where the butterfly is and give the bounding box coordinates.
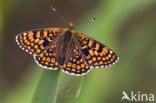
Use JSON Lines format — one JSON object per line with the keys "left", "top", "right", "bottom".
{"left": 16, "top": 22, "right": 119, "bottom": 76}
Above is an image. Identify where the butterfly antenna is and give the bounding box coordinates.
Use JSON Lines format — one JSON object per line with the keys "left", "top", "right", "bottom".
{"left": 50, "top": 5, "right": 68, "bottom": 25}
{"left": 89, "top": 17, "right": 96, "bottom": 22}
{"left": 75, "top": 17, "right": 96, "bottom": 27}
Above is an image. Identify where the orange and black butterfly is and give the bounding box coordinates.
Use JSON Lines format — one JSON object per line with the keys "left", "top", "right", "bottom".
{"left": 16, "top": 22, "right": 119, "bottom": 76}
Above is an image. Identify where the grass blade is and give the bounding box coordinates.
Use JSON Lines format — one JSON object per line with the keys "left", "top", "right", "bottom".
{"left": 32, "top": 69, "right": 60, "bottom": 103}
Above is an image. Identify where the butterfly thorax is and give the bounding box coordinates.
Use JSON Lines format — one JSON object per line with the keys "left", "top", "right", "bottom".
{"left": 56, "top": 29, "right": 75, "bottom": 66}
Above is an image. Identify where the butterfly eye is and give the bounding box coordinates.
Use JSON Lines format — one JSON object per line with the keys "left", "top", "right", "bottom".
{"left": 68, "top": 22, "right": 74, "bottom": 29}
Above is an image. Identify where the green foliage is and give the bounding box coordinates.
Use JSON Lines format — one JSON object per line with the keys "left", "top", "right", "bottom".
{"left": 31, "top": 69, "right": 84, "bottom": 103}
{"left": 32, "top": 70, "right": 60, "bottom": 103}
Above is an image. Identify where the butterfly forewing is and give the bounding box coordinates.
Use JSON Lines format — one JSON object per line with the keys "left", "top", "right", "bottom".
{"left": 16, "top": 28, "right": 63, "bottom": 55}
{"left": 77, "top": 33, "right": 119, "bottom": 68}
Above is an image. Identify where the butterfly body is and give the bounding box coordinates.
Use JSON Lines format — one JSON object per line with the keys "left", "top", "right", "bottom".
{"left": 16, "top": 22, "right": 119, "bottom": 76}
{"left": 55, "top": 29, "right": 75, "bottom": 66}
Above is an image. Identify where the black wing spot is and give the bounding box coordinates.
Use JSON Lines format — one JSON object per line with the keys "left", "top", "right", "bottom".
{"left": 92, "top": 42, "right": 96, "bottom": 48}
{"left": 86, "top": 39, "right": 89, "bottom": 44}
{"left": 52, "top": 31, "right": 55, "bottom": 35}
{"left": 40, "top": 30, "right": 44, "bottom": 37}
{"left": 82, "top": 48, "right": 89, "bottom": 56}
{"left": 81, "top": 43, "right": 85, "bottom": 47}
{"left": 33, "top": 31, "right": 37, "bottom": 39}
{"left": 98, "top": 45, "right": 103, "bottom": 52}
{"left": 43, "top": 38, "right": 50, "bottom": 47}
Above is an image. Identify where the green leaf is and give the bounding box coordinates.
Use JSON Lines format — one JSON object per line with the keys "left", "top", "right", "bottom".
{"left": 31, "top": 69, "right": 84, "bottom": 103}
{"left": 31, "top": 69, "right": 60, "bottom": 103}
{"left": 55, "top": 73, "right": 83, "bottom": 103}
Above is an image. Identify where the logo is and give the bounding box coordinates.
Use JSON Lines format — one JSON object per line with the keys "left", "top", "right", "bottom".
{"left": 121, "top": 91, "right": 154, "bottom": 102}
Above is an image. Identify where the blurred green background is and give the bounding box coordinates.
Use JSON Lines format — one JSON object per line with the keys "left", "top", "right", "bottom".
{"left": 0, "top": 0, "right": 156, "bottom": 103}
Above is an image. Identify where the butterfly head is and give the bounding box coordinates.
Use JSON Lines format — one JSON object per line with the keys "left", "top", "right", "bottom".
{"left": 68, "top": 22, "right": 74, "bottom": 29}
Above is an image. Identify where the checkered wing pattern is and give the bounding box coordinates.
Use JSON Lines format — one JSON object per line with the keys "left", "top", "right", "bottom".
{"left": 33, "top": 43, "right": 59, "bottom": 70}
{"left": 63, "top": 46, "right": 90, "bottom": 75}
{"left": 16, "top": 28, "right": 63, "bottom": 55}
{"left": 77, "top": 33, "right": 119, "bottom": 68}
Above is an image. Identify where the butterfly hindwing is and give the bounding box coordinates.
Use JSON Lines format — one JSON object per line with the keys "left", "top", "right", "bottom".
{"left": 16, "top": 28, "right": 63, "bottom": 55}
{"left": 33, "top": 43, "right": 59, "bottom": 70}
{"left": 62, "top": 46, "right": 90, "bottom": 76}
{"left": 77, "top": 33, "right": 119, "bottom": 68}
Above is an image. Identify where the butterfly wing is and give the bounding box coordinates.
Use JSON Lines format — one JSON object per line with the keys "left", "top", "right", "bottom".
{"left": 62, "top": 45, "right": 90, "bottom": 76}
{"left": 16, "top": 28, "right": 64, "bottom": 55}
{"left": 33, "top": 43, "right": 59, "bottom": 70}
{"left": 76, "top": 32, "right": 119, "bottom": 68}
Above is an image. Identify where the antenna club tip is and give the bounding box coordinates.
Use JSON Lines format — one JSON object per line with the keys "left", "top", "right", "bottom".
{"left": 92, "top": 17, "right": 96, "bottom": 21}
{"left": 53, "top": 8, "right": 56, "bottom": 11}
{"left": 50, "top": 5, "right": 56, "bottom": 11}
{"left": 89, "top": 17, "right": 96, "bottom": 22}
